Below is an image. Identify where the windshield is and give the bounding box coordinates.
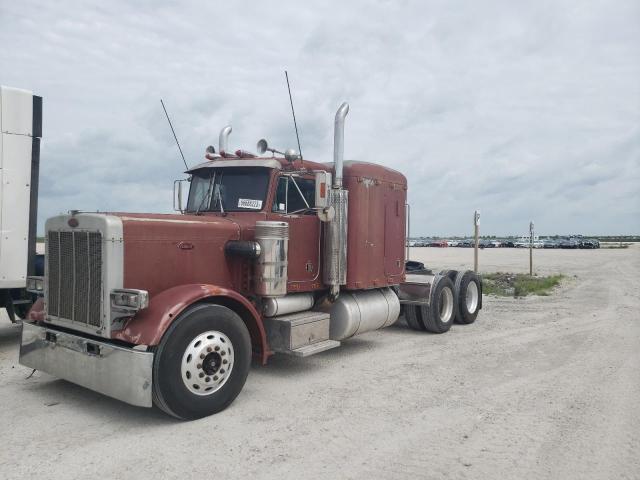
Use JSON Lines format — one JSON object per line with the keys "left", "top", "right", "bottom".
{"left": 186, "top": 167, "right": 271, "bottom": 213}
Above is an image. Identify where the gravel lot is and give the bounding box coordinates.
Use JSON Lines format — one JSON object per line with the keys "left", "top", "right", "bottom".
{"left": 1, "top": 245, "right": 638, "bottom": 479}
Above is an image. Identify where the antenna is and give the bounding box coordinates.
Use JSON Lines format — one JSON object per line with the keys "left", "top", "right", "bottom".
{"left": 284, "top": 71, "right": 303, "bottom": 160}
{"left": 160, "top": 99, "right": 189, "bottom": 170}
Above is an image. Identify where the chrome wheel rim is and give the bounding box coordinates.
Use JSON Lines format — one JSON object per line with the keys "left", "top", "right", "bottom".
{"left": 439, "top": 287, "right": 454, "bottom": 323}
{"left": 466, "top": 281, "right": 479, "bottom": 313}
{"left": 181, "top": 330, "right": 234, "bottom": 396}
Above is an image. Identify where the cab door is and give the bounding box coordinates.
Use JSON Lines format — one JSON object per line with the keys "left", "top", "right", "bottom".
{"left": 267, "top": 174, "right": 321, "bottom": 291}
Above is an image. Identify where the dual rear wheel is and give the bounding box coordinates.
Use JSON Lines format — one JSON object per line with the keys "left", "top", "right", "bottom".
{"left": 454, "top": 270, "right": 481, "bottom": 325}
{"left": 405, "top": 271, "right": 481, "bottom": 333}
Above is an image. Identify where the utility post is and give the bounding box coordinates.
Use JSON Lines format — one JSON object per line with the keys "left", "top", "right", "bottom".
{"left": 529, "top": 220, "right": 534, "bottom": 276}
{"left": 474, "top": 210, "right": 480, "bottom": 273}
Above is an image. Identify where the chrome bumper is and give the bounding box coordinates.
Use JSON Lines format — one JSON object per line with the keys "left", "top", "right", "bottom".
{"left": 19, "top": 322, "right": 154, "bottom": 407}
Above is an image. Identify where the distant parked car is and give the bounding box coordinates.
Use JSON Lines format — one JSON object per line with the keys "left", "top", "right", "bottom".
{"left": 429, "top": 240, "right": 448, "bottom": 247}
{"left": 479, "top": 239, "right": 495, "bottom": 249}
{"left": 559, "top": 238, "right": 579, "bottom": 249}
{"left": 579, "top": 239, "right": 600, "bottom": 249}
{"left": 542, "top": 239, "right": 558, "bottom": 248}
{"left": 501, "top": 240, "right": 515, "bottom": 248}
{"left": 447, "top": 240, "right": 460, "bottom": 247}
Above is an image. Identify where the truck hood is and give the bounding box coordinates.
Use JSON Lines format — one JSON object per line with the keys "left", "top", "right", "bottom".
{"left": 111, "top": 213, "right": 243, "bottom": 296}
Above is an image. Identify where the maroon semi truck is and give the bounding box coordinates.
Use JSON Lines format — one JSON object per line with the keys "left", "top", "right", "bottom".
{"left": 20, "top": 102, "right": 482, "bottom": 419}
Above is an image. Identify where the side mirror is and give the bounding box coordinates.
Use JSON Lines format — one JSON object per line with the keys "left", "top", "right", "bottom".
{"left": 173, "top": 179, "right": 188, "bottom": 212}
{"left": 314, "top": 171, "right": 335, "bottom": 222}
{"left": 314, "top": 171, "right": 331, "bottom": 209}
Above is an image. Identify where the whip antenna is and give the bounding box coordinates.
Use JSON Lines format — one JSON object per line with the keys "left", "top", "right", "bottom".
{"left": 285, "top": 71, "right": 303, "bottom": 160}
{"left": 160, "top": 99, "right": 189, "bottom": 170}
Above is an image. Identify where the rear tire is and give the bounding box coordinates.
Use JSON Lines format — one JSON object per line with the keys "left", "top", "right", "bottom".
{"left": 152, "top": 303, "right": 251, "bottom": 420}
{"left": 405, "top": 304, "right": 426, "bottom": 331}
{"left": 454, "top": 271, "right": 481, "bottom": 324}
{"left": 420, "top": 276, "right": 456, "bottom": 333}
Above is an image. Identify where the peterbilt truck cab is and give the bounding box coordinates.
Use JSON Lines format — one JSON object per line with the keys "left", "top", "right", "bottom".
{"left": 20, "top": 102, "right": 483, "bottom": 419}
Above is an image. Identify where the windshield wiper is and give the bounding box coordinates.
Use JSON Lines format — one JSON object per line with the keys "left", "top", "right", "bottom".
{"left": 195, "top": 171, "right": 216, "bottom": 215}
{"left": 216, "top": 187, "right": 225, "bottom": 214}
{"left": 213, "top": 171, "right": 226, "bottom": 214}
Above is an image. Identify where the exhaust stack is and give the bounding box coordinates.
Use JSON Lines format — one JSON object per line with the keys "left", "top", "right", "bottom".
{"left": 323, "top": 102, "right": 350, "bottom": 299}
{"left": 218, "top": 125, "right": 232, "bottom": 154}
{"left": 333, "top": 102, "right": 349, "bottom": 188}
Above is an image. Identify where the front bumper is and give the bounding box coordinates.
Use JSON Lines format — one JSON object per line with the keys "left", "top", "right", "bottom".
{"left": 19, "top": 322, "right": 154, "bottom": 407}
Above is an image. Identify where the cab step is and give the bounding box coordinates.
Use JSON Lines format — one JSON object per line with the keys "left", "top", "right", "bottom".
{"left": 288, "top": 339, "right": 340, "bottom": 357}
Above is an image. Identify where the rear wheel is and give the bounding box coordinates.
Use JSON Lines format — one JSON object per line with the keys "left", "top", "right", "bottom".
{"left": 454, "top": 271, "right": 481, "bottom": 324}
{"left": 405, "top": 277, "right": 456, "bottom": 333}
{"left": 152, "top": 303, "right": 251, "bottom": 420}
{"left": 405, "top": 304, "right": 426, "bottom": 331}
{"left": 420, "top": 276, "right": 456, "bottom": 333}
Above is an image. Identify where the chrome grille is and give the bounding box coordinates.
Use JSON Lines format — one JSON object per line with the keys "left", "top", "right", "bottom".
{"left": 47, "top": 230, "right": 103, "bottom": 328}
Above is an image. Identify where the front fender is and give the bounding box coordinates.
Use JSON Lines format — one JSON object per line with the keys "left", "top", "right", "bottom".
{"left": 112, "top": 284, "right": 270, "bottom": 364}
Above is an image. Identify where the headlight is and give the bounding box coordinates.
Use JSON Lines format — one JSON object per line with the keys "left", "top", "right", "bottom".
{"left": 110, "top": 289, "right": 149, "bottom": 311}
{"left": 26, "top": 276, "right": 44, "bottom": 294}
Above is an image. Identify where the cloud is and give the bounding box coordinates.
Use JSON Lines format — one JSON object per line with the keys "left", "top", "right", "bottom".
{"left": 1, "top": 0, "right": 638, "bottom": 235}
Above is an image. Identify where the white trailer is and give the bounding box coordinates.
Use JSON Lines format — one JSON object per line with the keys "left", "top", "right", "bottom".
{"left": 0, "top": 86, "right": 42, "bottom": 321}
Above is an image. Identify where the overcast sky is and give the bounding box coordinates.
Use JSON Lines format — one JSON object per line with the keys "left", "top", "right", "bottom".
{"left": 1, "top": 0, "right": 638, "bottom": 236}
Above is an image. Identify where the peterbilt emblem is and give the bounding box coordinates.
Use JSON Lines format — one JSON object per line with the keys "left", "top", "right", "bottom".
{"left": 67, "top": 218, "right": 79, "bottom": 228}
{"left": 177, "top": 241, "right": 194, "bottom": 250}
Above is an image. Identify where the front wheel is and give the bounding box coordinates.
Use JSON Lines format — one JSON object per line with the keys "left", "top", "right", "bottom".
{"left": 152, "top": 303, "right": 251, "bottom": 420}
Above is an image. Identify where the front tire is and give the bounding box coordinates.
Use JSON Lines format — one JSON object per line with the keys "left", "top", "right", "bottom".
{"left": 152, "top": 303, "right": 251, "bottom": 420}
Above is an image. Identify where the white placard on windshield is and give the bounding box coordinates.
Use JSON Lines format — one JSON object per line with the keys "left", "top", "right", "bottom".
{"left": 238, "top": 198, "right": 263, "bottom": 209}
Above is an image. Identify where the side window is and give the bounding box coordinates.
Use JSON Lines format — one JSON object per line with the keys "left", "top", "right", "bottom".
{"left": 272, "top": 175, "right": 316, "bottom": 214}
{"left": 289, "top": 177, "right": 315, "bottom": 212}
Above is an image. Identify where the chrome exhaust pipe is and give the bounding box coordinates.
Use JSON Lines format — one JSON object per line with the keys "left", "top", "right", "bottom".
{"left": 219, "top": 125, "right": 232, "bottom": 154}
{"left": 333, "top": 102, "right": 349, "bottom": 188}
{"left": 324, "top": 102, "right": 350, "bottom": 300}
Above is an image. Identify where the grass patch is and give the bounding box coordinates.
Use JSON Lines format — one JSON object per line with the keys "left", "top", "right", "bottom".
{"left": 482, "top": 273, "right": 564, "bottom": 297}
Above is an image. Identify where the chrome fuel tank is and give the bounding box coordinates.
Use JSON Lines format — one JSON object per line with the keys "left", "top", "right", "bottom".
{"left": 328, "top": 287, "right": 400, "bottom": 341}
{"left": 263, "top": 293, "right": 315, "bottom": 317}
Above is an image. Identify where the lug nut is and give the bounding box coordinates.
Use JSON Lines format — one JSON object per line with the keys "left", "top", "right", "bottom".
{"left": 214, "top": 346, "right": 220, "bottom": 352}
{"left": 221, "top": 351, "right": 226, "bottom": 356}
{"left": 200, "top": 353, "right": 205, "bottom": 359}
{"left": 199, "top": 372, "right": 204, "bottom": 378}
{"left": 213, "top": 375, "right": 219, "bottom": 381}
{"left": 205, "top": 377, "right": 210, "bottom": 382}
{"left": 220, "top": 369, "right": 225, "bottom": 374}
{"left": 222, "top": 359, "right": 228, "bottom": 365}
{"left": 197, "top": 363, "right": 202, "bottom": 369}
{"left": 207, "top": 347, "right": 212, "bottom": 352}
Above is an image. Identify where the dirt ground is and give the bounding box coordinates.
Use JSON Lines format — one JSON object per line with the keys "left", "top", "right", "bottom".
{"left": 1, "top": 245, "right": 638, "bottom": 479}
